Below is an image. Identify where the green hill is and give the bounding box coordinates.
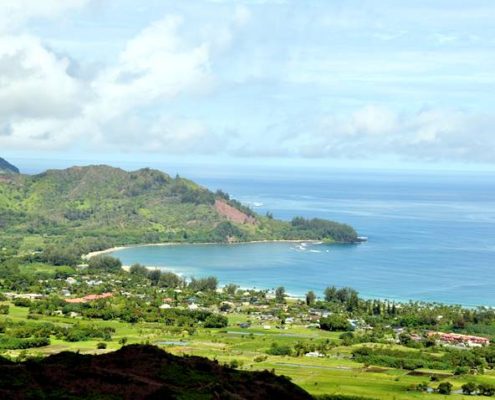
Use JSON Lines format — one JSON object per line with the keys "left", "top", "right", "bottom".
{"left": 0, "top": 164, "right": 357, "bottom": 256}
{"left": 0, "top": 157, "right": 19, "bottom": 174}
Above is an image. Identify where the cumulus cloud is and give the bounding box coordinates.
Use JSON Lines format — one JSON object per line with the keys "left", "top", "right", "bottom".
{"left": 0, "top": 35, "right": 85, "bottom": 119}
{"left": 1, "top": 1, "right": 493, "bottom": 165}
{"left": 280, "top": 106, "right": 495, "bottom": 163}
{"left": 0, "top": 12, "right": 238, "bottom": 153}
{"left": 83, "top": 16, "right": 213, "bottom": 145}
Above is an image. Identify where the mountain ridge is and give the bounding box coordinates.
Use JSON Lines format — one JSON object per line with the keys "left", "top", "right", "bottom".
{"left": 0, "top": 164, "right": 358, "bottom": 257}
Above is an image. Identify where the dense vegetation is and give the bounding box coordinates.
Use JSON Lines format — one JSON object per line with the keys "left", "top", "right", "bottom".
{"left": 0, "top": 163, "right": 358, "bottom": 260}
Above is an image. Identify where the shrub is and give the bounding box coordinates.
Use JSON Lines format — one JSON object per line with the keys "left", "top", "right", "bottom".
{"left": 461, "top": 382, "right": 477, "bottom": 395}
{"left": 437, "top": 382, "right": 452, "bottom": 395}
{"left": 203, "top": 314, "right": 228, "bottom": 328}
{"left": 13, "top": 298, "right": 32, "bottom": 307}
{"left": 266, "top": 342, "right": 292, "bottom": 356}
{"left": 478, "top": 383, "right": 495, "bottom": 396}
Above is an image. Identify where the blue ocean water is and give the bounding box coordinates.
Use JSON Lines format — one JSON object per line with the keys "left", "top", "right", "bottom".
{"left": 110, "top": 170, "right": 495, "bottom": 307}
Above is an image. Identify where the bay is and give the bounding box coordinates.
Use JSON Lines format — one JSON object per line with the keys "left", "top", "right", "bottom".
{"left": 111, "top": 169, "right": 495, "bottom": 307}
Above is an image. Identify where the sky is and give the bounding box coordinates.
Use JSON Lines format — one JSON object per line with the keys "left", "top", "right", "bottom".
{"left": 0, "top": 0, "right": 494, "bottom": 172}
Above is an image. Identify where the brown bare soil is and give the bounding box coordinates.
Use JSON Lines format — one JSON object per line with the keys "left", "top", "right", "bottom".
{"left": 215, "top": 199, "right": 256, "bottom": 225}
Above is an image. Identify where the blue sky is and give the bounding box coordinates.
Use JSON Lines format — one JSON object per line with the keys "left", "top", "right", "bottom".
{"left": 1, "top": 1, "right": 494, "bottom": 171}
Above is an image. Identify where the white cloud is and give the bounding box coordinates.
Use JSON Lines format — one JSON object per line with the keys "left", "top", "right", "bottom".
{"left": 0, "top": 35, "right": 85, "bottom": 119}
{"left": 87, "top": 16, "right": 212, "bottom": 124}
{"left": 1, "top": 1, "right": 494, "bottom": 166}
{"left": 0, "top": 0, "right": 90, "bottom": 32}
{"left": 0, "top": 13, "right": 235, "bottom": 153}
{"left": 233, "top": 5, "right": 251, "bottom": 27}
{"left": 279, "top": 106, "right": 495, "bottom": 163}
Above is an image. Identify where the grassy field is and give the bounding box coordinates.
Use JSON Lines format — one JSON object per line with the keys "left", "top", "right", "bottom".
{"left": 2, "top": 305, "right": 493, "bottom": 399}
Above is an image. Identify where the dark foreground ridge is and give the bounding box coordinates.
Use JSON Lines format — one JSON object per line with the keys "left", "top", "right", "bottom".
{"left": 0, "top": 344, "right": 313, "bottom": 400}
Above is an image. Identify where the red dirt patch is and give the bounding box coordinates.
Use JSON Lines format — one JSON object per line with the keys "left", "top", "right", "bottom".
{"left": 215, "top": 199, "right": 256, "bottom": 225}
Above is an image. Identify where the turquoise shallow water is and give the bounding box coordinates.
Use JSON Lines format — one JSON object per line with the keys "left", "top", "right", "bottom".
{"left": 110, "top": 170, "right": 495, "bottom": 307}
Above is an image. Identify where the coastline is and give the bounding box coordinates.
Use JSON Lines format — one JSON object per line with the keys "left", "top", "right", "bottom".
{"left": 90, "top": 249, "right": 492, "bottom": 308}
{"left": 82, "top": 239, "right": 324, "bottom": 260}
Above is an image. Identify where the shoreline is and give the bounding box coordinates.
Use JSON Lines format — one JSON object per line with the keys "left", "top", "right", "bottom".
{"left": 82, "top": 239, "right": 325, "bottom": 260}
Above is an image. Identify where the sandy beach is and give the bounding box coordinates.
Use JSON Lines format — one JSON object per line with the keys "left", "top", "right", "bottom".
{"left": 82, "top": 239, "right": 322, "bottom": 260}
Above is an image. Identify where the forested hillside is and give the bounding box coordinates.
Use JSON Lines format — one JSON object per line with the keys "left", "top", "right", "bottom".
{"left": 0, "top": 164, "right": 357, "bottom": 258}
{"left": 0, "top": 157, "right": 19, "bottom": 175}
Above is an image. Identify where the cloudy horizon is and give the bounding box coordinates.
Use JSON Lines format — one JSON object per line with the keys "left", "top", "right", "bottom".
{"left": 1, "top": 1, "right": 494, "bottom": 171}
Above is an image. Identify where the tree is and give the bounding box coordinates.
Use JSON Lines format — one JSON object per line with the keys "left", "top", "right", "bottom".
{"left": 148, "top": 269, "right": 161, "bottom": 286}
{"left": 88, "top": 255, "right": 122, "bottom": 272}
{"left": 324, "top": 286, "right": 337, "bottom": 302}
{"left": 224, "top": 284, "right": 239, "bottom": 296}
{"left": 437, "top": 382, "right": 452, "bottom": 395}
{"left": 346, "top": 290, "right": 359, "bottom": 312}
{"left": 189, "top": 276, "right": 218, "bottom": 292}
{"left": 41, "top": 246, "right": 80, "bottom": 266}
{"left": 275, "top": 286, "right": 285, "bottom": 303}
{"left": 159, "top": 272, "right": 181, "bottom": 288}
{"left": 305, "top": 291, "right": 316, "bottom": 306}
{"left": 320, "top": 315, "right": 352, "bottom": 331}
{"left": 203, "top": 314, "right": 228, "bottom": 328}
{"left": 129, "top": 263, "right": 148, "bottom": 276}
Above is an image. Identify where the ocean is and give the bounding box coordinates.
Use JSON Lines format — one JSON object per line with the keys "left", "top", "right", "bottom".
{"left": 109, "top": 168, "right": 495, "bottom": 307}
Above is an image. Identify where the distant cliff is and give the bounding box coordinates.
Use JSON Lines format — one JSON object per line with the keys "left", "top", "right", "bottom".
{"left": 0, "top": 157, "right": 19, "bottom": 174}
{"left": 0, "top": 345, "right": 313, "bottom": 400}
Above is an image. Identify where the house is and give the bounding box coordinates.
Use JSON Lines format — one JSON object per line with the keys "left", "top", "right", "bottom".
{"left": 65, "top": 292, "right": 113, "bottom": 304}
{"left": 4, "top": 293, "right": 44, "bottom": 300}
{"left": 305, "top": 351, "right": 324, "bottom": 358}
{"left": 428, "top": 331, "right": 490, "bottom": 347}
